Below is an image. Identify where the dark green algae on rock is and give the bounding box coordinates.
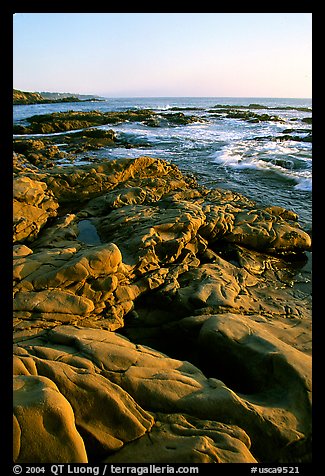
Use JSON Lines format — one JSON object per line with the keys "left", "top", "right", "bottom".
{"left": 13, "top": 128, "right": 152, "bottom": 168}
{"left": 13, "top": 109, "right": 205, "bottom": 135}
{"left": 208, "top": 108, "right": 285, "bottom": 123}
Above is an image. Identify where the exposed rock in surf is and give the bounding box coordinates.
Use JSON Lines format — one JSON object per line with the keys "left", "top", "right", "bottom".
{"left": 13, "top": 109, "right": 205, "bottom": 135}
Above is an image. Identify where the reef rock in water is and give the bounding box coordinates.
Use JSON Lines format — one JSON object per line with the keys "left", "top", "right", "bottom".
{"left": 13, "top": 154, "right": 312, "bottom": 464}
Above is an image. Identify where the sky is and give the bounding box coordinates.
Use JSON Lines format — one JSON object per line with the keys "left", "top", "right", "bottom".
{"left": 13, "top": 13, "right": 312, "bottom": 98}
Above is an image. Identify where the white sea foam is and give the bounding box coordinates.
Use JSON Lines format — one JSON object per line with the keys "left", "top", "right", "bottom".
{"left": 211, "top": 140, "right": 312, "bottom": 188}
{"left": 156, "top": 104, "right": 172, "bottom": 110}
{"left": 13, "top": 96, "right": 312, "bottom": 227}
{"left": 294, "top": 177, "right": 312, "bottom": 191}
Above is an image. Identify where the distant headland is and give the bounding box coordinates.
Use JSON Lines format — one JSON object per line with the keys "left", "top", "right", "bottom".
{"left": 13, "top": 88, "right": 105, "bottom": 105}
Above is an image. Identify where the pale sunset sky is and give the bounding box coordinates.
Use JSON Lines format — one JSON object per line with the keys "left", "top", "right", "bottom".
{"left": 13, "top": 13, "right": 312, "bottom": 98}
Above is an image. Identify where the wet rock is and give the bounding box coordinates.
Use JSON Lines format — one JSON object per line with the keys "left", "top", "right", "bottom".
{"left": 208, "top": 109, "right": 284, "bottom": 123}
{"left": 13, "top": 109, "right": 204, "bottom": 135}
{"left": 13, "top": 139, "right": 67, "bottom": 166}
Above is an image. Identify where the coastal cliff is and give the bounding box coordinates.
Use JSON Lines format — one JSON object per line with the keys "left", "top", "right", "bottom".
{"left": 13, "top": 89, "right": 102, "bottom": 105}
{"left": 13, "top": 89, "right": 45, "bottom": 105}
{"left": 13, "top": 145, "right": 312, "bottom": 463}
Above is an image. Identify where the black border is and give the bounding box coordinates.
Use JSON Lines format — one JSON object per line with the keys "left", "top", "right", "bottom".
{"left": 6, "top": 4, "right": 316, "bottom": 472}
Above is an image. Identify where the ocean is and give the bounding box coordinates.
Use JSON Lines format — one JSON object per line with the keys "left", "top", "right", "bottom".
{"left": 13, "top": 96, "right": 312, "bottom": 231}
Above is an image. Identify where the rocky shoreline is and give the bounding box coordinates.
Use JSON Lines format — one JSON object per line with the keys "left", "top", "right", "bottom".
{"left": 13, "top": 117, "right": 312, "bottom": 463}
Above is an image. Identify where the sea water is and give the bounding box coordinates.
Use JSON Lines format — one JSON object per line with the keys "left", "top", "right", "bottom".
{"left": 13, "top": 96, "right": 312, "bottom": 230}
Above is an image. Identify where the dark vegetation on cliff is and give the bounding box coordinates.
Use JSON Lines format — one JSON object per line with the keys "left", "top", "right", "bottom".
{"left": 13, "top": 88, "right": 103, "bottom": 105}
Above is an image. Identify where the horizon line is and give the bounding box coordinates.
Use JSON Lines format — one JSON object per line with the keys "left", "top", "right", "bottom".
{"left": 100, "top": 95, "right": 312, "bottom": 100}
{"left": 13, "top": 89, "right": 312, "bottom": 101}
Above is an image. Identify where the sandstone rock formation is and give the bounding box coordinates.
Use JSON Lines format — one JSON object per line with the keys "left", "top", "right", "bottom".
{"left": 12, "top": 152, "right": 312, "bottom": 464}
{"left": 13, "top": 374, "right": 88, "bottom": 463}
{"left": 12, "top": 325, "right": 256, "bottom": 463}
{"left": 13, "top": 176, "right": 59, "bottom": 243}
{"left": 104, "top": 412, "right": 256, "bottom": 463}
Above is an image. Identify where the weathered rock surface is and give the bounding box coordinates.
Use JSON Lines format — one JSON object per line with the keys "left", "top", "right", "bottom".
{"left": 198, "top": 313, "right": 312, "bottom": 395}
{"left": 12, "top": 155, "right": 312, "bottom": 463}
{"left": 13, "top": 131, "right": 151, "bottom": 168}
{"left": 13, "top": 139, "right": 67, "bottom": 167}
{"left": 13, "top": 324, "right": 310, "bottom": 462}
{"left": 13, "top": 176, "right": 59, "bottom": 243}
{"left": 13, "top": 374, "right": 88, "bottom": 463}
{"left": 104, "top": 413, "right": 256, "bottom": 463}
